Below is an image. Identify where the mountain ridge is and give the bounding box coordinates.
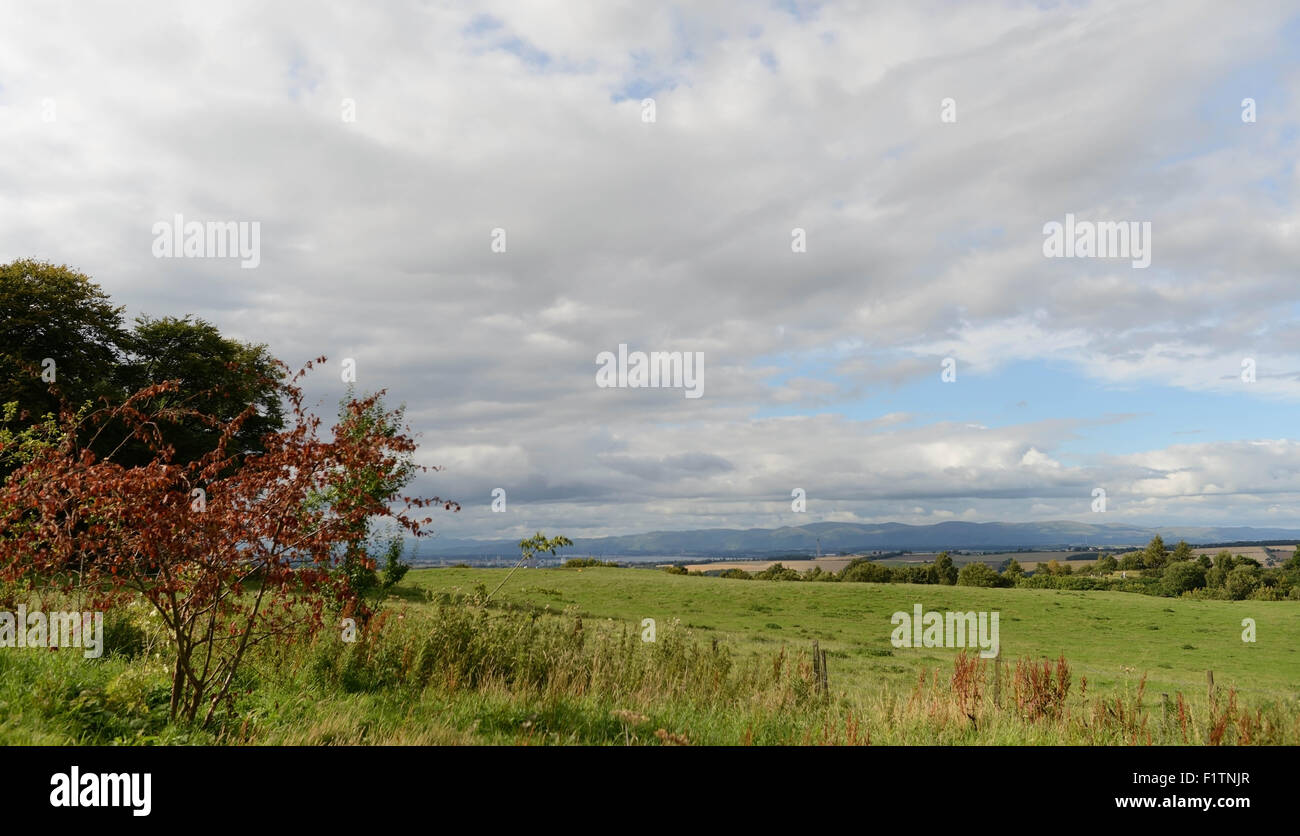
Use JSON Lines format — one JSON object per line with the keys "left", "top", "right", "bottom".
{"left": 415, "top": 520, "right": 1300, "bottom": 560}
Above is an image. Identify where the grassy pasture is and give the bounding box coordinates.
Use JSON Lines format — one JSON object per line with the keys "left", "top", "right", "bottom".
{"left": 1, "top": 567, "right": 1295, "bottom": 745}
{"left": 409, "top": 567, "right": 1299, "bottom": 701}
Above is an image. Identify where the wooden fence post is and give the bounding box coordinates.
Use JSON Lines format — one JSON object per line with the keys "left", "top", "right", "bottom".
{"left": 993, "top": 651, "right": 1002, "bottom": 708}
{"left": 1206, "top": 670, "right": 1215, "bottom": 706}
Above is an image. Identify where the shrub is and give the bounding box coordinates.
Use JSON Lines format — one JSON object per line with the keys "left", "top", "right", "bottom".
{"left": 934, "top": 552, "right": 958, "bottom": 585}
{"left": 1142, "top": 535, "right": 1169, "bottom": 570}
{"left": 841, "top": 561, "right": 893, "bottom": 583}
{"left": 1016, "top": 575, "right": 1112, "bottom": 591}
{"left": 1224, "top": 565, "right": 1262, "bottom": 600}
{"left": 1249, "top": 585, "right": 1284, "bottom": 601}
{"left": 754, "top": 563, "right": 801, "bottom": 581}
{"left": 957, "top": 562, "right": 1006, "bottom": 588}
{"left": 564, "top": 558, "right": 620, "bottom": 568}
{"left": 891, "top": 565, "right": 937, "bottom": 585}
{"left": 1161, "top": 561, "right": 1206, "bottom": 597}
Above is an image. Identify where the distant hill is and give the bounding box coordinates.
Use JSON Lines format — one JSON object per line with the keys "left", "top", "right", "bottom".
{"left": 415, "top": 520, "right": 1300, "bottom": 562}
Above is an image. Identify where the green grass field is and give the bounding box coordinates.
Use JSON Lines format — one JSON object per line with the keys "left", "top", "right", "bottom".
{"left": 1, "top": 567, "right": 1296, "bottom": 745}
{"left": 409, "top": 567, "right": 1300, "bottom": 701}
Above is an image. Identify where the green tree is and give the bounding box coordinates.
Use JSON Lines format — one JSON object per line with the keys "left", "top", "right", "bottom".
{"left": 111, "top": 315, "right": 284, "bottom": 467}
{"left": 1224, "top": 565, "right": 1261, "bottom": 600}
{"left": 755, "top": 562, "right": 801, "bottom": 581}
{"left": 1171, "top": 540, "right": 1194, "bottom": 563}
{"left": 1142, "top": 535, "right": 1168, "bottom": 570}
{"left": 310, "top": 389, "right": 425, "bottom": 611}
{"left": 1161, "top": 561, "right": 1206, "bottom": 596}
{"left": 957, "top": 561, "right": 1004, "bottom": 587}
{"left": 564, "top": 557, "right": 618, "bottom": 568}
{"left": 841, "top": 560, "right": 893, "bottom": 583}
{"left": 379, "top": 536, "right": 411, "bottom": 590}
{"left": 1002, "top": 558, "right": 1025, "bottom": 582}
{"left": 1, "top": 262, "right": 288, "bottom": 480}
{"left": 1094, "top": 554, "right": 1118, "bottom": 574}
{"left": 933, "top": 551, "right": 958, "bottom": 585}
{"left": 894, "top": 565, "right": 935, "bottom": 584}
{"left": 0, "top": 260, "right": 128, "bottom": 478}
{"left": 0, "top": 401, "right": 65, "bottom": 476}
{"left": 1205, "top": 550, "right": 1234, "bottom": 588}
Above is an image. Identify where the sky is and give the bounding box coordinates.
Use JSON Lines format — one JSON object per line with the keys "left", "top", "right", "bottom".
{"left": 2, "top": 0, "right": 1299, "bottom": 542}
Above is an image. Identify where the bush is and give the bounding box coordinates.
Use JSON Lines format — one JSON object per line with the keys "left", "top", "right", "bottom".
{"left": 563, "top": 558, "right": 620, "bottom": 568}
{"left": 1224, "top": 565, "right": 1262, "bottom": 600}
{"left": 719, "top": 569, "right": 752, "bottom": 580}
{"left": 1249, "top": 585, "right": 1285, "bottom": 601}
{"left": 934, "top": 552, "right": 958, "bottom": 585}
{"left": 1015, "top": 575, "right": 1112, "bottom": 591}
{"left": 957, "top": 562, "right": 1006, "bottom": 588}
{"left": 892, "top": 565, "right": 938, "bottom": 585}
{"left": 754, "top": 563, "right": 802, "bottom": 581}
{"left": 1037, "top": 560, "right": 1075, "bottom": 577}
{"left": 1161, "top": 561, "right": 1206, "bottom": 597}
{"left": 380, "top": 537, "right": 411, "bottom": 590}
{"left": 841, "top": 561, "right": 893, "bottom": 583}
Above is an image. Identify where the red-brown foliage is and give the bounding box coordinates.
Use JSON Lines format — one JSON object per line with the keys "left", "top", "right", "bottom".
{"left": 0, "top": 358, "right": 457, "bottom": 725}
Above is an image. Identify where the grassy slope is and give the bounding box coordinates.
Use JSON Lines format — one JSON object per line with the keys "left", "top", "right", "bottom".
{"left": 2, "top": 568, "right": 1295, "bottom": 745}
{"left": 409, "top": 567, "right": 1300, "bottom": 701}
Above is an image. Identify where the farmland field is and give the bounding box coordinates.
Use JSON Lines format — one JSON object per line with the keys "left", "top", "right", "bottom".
{"left": 679, "top": 556, "right": 855, "bottom": 574}
{"left": 2, "top": 567, "right": 1296, "bottom": 746}
{"left": 409, "top": 567, "right": 1299, "bottom": 701}
{"left": 680, "top": 551, "right": 1110, "bottom": 574}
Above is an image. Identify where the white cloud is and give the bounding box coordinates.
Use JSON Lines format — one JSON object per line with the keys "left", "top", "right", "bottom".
{"left": 2, "top": 0, "right": 1298, "bottom": 537}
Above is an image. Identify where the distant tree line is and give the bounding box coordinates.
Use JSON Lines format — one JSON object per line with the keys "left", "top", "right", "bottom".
{"left": 565, "top": 557, "right": 621, "bottom": 568}
{"left": 665, "top": 536, "right": 1300, "bottom": 600}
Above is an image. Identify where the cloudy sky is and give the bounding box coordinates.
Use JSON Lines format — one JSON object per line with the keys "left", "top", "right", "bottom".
{"left": 3, "top": 0, "right": 1299, "bottom": 542}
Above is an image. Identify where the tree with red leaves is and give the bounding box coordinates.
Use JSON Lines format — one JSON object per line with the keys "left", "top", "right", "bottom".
{"left": 0, "top": 358, "right": 458, "bottom": 726}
